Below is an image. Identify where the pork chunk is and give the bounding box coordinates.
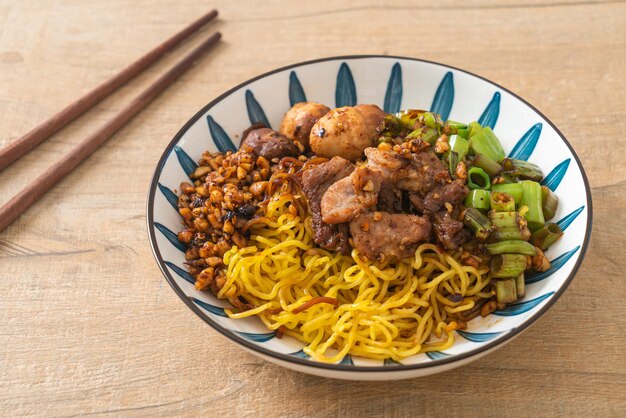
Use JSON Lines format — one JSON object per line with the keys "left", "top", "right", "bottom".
{"left": 321, "top": 167, "right": 382, "bottom": 224}
{"left": 349, "top": 212, "right": 432, "bottom": 262}
{"left": 301, "top": 157, "right": 354, "bottom": 252}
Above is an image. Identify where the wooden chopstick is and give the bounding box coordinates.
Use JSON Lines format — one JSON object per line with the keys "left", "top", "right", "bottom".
{"left": 0, "top": 9, "right": 218, "bottom": 172}
{"left": 0, "top": 32, "right": 222, "bottom": 232}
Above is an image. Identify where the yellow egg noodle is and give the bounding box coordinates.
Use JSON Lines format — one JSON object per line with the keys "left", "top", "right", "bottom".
{"left": 218, "top": 192, "right": 492, "bottom": 363}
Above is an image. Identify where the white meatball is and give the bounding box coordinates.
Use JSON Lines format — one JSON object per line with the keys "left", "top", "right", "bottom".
{"left": 310, "top": 107, "right": 374, "bottom": 162}
{"left": 278, "top": 102, "right": 330, "bottom": 149}
{"left": 355, "top": 104, "right": 387, "bottom": 139}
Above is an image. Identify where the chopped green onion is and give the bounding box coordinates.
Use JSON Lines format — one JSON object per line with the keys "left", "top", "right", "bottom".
{"left": 472, "top": 153, "right": 502, "bottom": 177}
{"left": 515, "top": 273, "right": 525, "bottom": 299}
{"left": 446, "top": 120, "right": 467, "bottom": 130}
{"left": 530, "top": 223, "right": 564, "bottom": 250}
{"left": 541, "top": 185, "right": 559, "bottom": 221}
{"left": 422, "top": 112, "right": 438, "bottom": 129}
{"left": 491, "top": 183, "right": 523, "bottom": 205}
{"left": 450, "top": 135, "right": 469, "bottom": 158}
{"left": 470, "top": 126, "right": 505, "bottom": 162}
{"left": 494, "top": 173, "right": 519, "bottom": 184}
{"left": 490, "top": 192, "right": 515, "bottom": 212}
{"left": 463, "top": 208, "right": 493, "bottom": 241}
{"left": 396, "top": 109, "right": 424, "bottom": 130}
{"left": 490, "top": 211, "right": 520, "bottom": 228}
{"left": 485, "top": 240, "right": 537, "bottom": 256}
{"left": 496, "top": 278, "right": 518, "bottom": 304}
{"left": 520, "top": 180, "right": 545, "bottom": 231}
{"left": 502, "top": 158, "right": 543, "bottom": 182}
{"left": 467, "top": 167, "right": 491, "bottom": 190}
{"left": 482, "top": 128, "right": 506, "bottom": 161}
{"left": 465, "top": 189, "right": 491, "bottom": 210}
{"left": 407, "top": 127, "right": 439, "bottom": 145}
{"left": 492, "top": 226, "right": 531, "bottom": 241}
{"left": 468, "top": 121, "right": 483, "bottom": 138}
{"left": 456, "top": 127, "right": 470, "bottom": 139}
{"left": 490, "top": 254, "right": 527, "bottom": 278}
{"left": 448, "top": 135, "right": 469, "bottom": 175}
{"left": 381, "top": 114, "right": 404, "bottom": 137}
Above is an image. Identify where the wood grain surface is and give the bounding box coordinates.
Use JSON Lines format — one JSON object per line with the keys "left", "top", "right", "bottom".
{"left": 1, "top": 1, "right": 625, "bottom": 416}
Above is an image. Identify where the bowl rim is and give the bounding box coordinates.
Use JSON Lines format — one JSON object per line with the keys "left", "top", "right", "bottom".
{"left": 146, "top": 54, "right": 593, "bottom": 373}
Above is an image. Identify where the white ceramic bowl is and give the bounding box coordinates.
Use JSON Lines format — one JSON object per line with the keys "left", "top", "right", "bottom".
{"left": 147, "top": 56, "right": 592, "bottom": 380}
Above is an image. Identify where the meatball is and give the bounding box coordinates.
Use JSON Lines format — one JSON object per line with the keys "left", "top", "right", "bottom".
{"left": 240, "top": 128, "right": 299, "bottom": 160}
{"left": 355, "top": 104, "right": 387, "bottom": 139}
{"left": 279, "top": 102, "right": 330, "bottom": 149}
{"left": 310, "top": 106, "right": 374, "bottom": 162}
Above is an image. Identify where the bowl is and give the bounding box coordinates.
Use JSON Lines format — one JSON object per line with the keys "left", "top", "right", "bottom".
{"left": 147, "top": 55, "right": 592, "bottom": 380}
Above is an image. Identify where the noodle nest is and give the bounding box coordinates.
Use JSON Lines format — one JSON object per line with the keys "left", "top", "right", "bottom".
{"left": 219, "top": 192, "right": 492, "bottom": 363}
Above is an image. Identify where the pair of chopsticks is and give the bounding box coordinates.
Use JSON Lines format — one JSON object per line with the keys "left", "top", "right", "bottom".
{"left": 0, "top": 9, "right": 222, "bottom": 232}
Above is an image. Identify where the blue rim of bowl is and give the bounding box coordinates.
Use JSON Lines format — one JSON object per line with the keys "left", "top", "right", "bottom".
{"left": 146, "top": 55, "right": 593, "bottom": 373}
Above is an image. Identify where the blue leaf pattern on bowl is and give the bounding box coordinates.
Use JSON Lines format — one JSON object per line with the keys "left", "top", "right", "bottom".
{"left": 289, "top": 349, "right": 310, "bottom": 359}
{"left": 289, "top": 71, "right": 307, "bottom": 106}
{"left": 165, "top": 261, "right": 194, "bottom": 284}
{"left": 245, "top": 90, "right": 271, "bottom": 128}
{"left": 339, "top": 355, "right": 354, "bottom": 365}
{"left": 207, "top": 115, "right": 236, "bottom": 152}
{"left": 526, "top": 246, "right": 580, "bottom": 284}
{"left": 384, "top": 358, "right": 402, "bottom": 366}
{"left": 335, "top": 63, "right": 357, "bottom": 107}
{"left": 190, "top": 297, "right": 227, "bottom": 317}
{"left": 430, "top": 72, "right": 454, "bottom": 121}
{"left": 508, "top": 123, "right": 542, "bottom": 161}
{"left": 234, "top": 331, "right": 276, "bottom": 343}
{"left": 426, "top": 351, "right": 450, "bottom": 360}
{"left": 493, "top": 292, "right": 555, "bottom": 317}
{"left": 383, "top": 63, "right": 402, "bottom": 114}
{"left": 157, "top": 183, "right": 178, "bottom": 210}
{"left": 174, "top": 145, "right": 197, "bottom": 179}
{"left": 457, "top": 330, "right": 503, "bottom": 343}
{"left": 542, "top": 159, "right": 570, "bottom": 191}
{"left": 477, "top": 92, "right": 501, "bottom": 129}
{"left": 556, "top": 206, "right": 584, "bottom": 231}
{"left": 155, "top": 222, "right": 186, "bottom": 252}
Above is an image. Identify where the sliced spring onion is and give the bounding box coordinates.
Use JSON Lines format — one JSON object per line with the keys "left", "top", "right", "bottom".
{"left": 494, "top": 173, "right": 519, "bottom": 184}
{"left": 448, "top": 135, "right": 469, "bottom": 175}
{"left": 422, "top": 112, "right": 439, "bottom": 129}
{"left": 465, "top": 189, "right": 491, "bottom": 210}
{"left": 470, "top": 126, "right": 505, "bottom": 162}
{"left": 496, "top": 278, "right": 518, "bottom": 304}
{"left": 381, "top": 114, "right": 404, "bottom": 137}
{"left": 491, "top": 183, "right": 523, "bottom": 205}
{"left": 541, "top": 185, "right": 559, "bottom": 221}
{"left": 467, "top": 167, "right": 491, "bottom": 190}
{"left": 490, "top": 211, "right": 519, "bottom": 228}
{"left": 468, "top": 121, "right": 483, "bottom": 138}
{"left": 472, "top": 153, "right": 502, "bottom": 177}
{"left": 490, "top": 254, "right": 527, "bottom": 278}
{"left": 407, "top": 126, "right": 439, "bottom": 145}
{"left": 515, "top": 273, "right": 525, "bottom": 299}
{"left": 492, "top": 226, "right": 531, "bottom": 241}
{"left": 530, "top": 222, "right": 564, "bottom": 250}
{"left": 520, "top": 180, "right": 545, "bottom": 231}
{"left": 446, "top": 120, "right": 467, "bottom": 130}
{"left": 463, "top": 208, "right": 493, "bottom": 241}
{"left": 485, "top": 240, "right": 537, "bottom": 256}
{"left": 502, "top": 158, "right": 543, "bottom": 182}
{"left": 456, "top": 127, "right": 470, "bottom": 138}
{"left": 396, "top": 109, "right": 424, "bottom": 130}
{"left": 490, "top": 192, "right": 515, "bottom": 212}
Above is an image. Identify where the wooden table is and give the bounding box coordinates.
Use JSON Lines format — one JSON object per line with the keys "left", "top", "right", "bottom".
{"left": 1, "top": 1, "right": 625, "bottom": 416}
